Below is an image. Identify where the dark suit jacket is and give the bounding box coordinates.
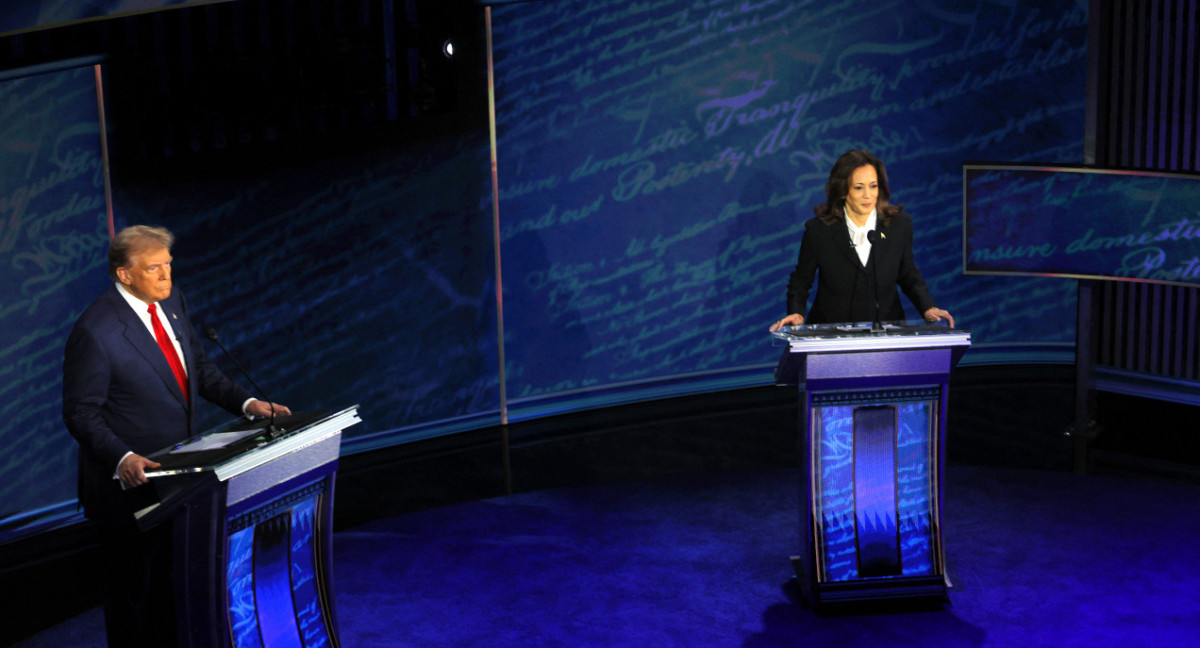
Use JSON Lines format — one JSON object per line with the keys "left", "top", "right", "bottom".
{"left": 785, "top": 211, "right": 937, "bottom": 324}
{"left": 63, "top": 284, "right": 253, "bottom": 519}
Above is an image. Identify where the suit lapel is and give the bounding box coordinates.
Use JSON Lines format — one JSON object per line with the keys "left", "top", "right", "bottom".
{"left": 832, "top": 219, "right": 861, "bottom": 267}
{"left": 868, "top": 220, "right": 894, "bottom": 274}
{"left": 111, "top": 288, "right": 189, "bottom": 408}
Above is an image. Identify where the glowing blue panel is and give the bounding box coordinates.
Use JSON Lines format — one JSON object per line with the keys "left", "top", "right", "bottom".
{"left": 813, "top": 390, "right": 939, "bottom": 583}
{"left": 290, "top": 496, "right": 331, "bottom": 648}
{"left": 254, "top": 516, "right": 303, "bottom": 648}
{"left": 853, "top": 406, "right": 902, "bottom": 578}
{"left": 815, "top": 406, "right": 857, "bottom": 582}
{"left": 897, "top": 400, "right": 936, "bottom": 577}
{"left": 228, "top": 526, "right": 263, "bottom": 648}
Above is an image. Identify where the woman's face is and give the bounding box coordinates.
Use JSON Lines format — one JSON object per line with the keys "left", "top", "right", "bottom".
{"left": 844, "top": 164, "right": 879, "bottom": 221}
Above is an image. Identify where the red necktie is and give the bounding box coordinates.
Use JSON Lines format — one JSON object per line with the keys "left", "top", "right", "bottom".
{"left": 149, "top": 303, "right": 188, "bottom": 403}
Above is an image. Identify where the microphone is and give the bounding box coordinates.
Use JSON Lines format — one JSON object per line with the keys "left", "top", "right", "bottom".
{"left": 865, "top": 230, "right": 884, "bottom": 332}
{"left": 204, "top": 325, "right": 284, "bottom": 438}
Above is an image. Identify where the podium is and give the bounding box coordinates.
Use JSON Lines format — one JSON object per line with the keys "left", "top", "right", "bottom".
{"left": 135, "top": 406, "right": 361, "bottom": 648}
{"left": 774, "top": 324, "right": 969, "bottom": 608}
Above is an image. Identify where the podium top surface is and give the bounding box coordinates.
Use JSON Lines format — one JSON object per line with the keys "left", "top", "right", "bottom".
{"left": 772, "top": 321, "right": 971, "bottom": 354}
{"left": 144, "top": 405, "right": 360, "bottom": 479}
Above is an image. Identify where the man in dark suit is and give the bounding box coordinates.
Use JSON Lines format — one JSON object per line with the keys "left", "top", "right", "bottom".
{"left": 63, "top": 225, "right": 289, "bottom": 647}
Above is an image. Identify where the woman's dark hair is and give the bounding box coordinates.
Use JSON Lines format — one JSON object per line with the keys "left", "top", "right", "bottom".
{"left": 814, "top": 149, "right": 902, "bottom": 226}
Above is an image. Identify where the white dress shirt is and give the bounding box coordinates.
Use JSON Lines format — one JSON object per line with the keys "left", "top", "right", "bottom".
{"left": 845, "top": 209, "right": 877, "bottom": 267}
{"left": 110, "top": 283, "right": 254, "bottom": 477}
{"left": 115, "top": 282, "right": 189, "bottom": 375}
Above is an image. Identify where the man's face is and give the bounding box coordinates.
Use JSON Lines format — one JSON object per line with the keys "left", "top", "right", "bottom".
{"left": 117, "top": 245, "right": 173, "bottom": 304}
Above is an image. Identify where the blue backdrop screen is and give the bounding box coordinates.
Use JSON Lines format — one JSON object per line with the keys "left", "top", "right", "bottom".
{"left": 0, "top": 61, "right": 110, "bottom": 521}
{"left": 0, "top": 0, "right": 213, "bottom": 36}
{"left": 965, "top": 165, "right": 1200, "bottom": 286}
{"left": 491, "top": 0, "right": 1088, "bottom": 410}
{"left": 0, "top": 0, "right": 1093, "bottom": 534}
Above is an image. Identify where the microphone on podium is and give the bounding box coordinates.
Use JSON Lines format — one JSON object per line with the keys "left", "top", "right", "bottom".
{"left": 204, "top": 325, "right": 284, "bottom": 438}
{"left": 866, "top": 230, "right": 884, "bottom": 332}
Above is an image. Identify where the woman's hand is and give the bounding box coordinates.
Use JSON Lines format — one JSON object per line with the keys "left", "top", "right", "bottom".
{"left": 923, "top": 307, "right": 955, "bottom": 328}
{"left": 769, "top": 314, "right": 804, "bottom": 332}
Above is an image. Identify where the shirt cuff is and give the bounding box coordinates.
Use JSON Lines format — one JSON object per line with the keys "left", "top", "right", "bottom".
{"left": 112, "top": 451, "right": 134, "bottom": 479}
{"left": 242, "top": 397, "right": 257, "bottom": 418}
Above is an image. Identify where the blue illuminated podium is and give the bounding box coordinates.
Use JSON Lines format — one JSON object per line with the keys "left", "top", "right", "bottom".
{"left": 774, "top": 324, "right": 969, "bottom": 607}
{"left": 134, "top": 406, "right": 361, "bottom": 648}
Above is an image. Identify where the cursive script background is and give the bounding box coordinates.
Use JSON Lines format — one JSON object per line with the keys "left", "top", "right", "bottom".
{"left": 966, "top": 166, "right": 1200, "bottom": 285}
{"left": 0, "top": 0, "right": 1091, "bottom": 528}
{"left": 491, "top": 0, "right": 1087, "bottom": 407}
{"left": 0, "top": 62, "right": 111, "bottom": 519}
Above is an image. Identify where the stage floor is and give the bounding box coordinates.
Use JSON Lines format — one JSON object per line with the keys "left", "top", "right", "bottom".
{"left": 18, "top": 463, "right": 1200, "bottom": 647}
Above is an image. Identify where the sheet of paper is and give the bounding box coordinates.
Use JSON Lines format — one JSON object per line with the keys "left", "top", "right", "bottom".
{"left": 170, "top": 429, "right": 259, "bottom": 454}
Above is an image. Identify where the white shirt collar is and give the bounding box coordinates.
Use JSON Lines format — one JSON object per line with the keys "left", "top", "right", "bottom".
{"left": 115, "top": 282, "right": 168, "bottom": 331}
{"left": 116, "top": 281, "right": 155, "bottom": 310}
{"left": 845, "top": 209, "right": 878, "bottom": 246}
{"left": 116, "top": 282, "right": 188, "bottom": 369}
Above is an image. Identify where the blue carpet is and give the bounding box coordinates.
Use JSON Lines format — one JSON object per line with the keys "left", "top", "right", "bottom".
{"left": 16, "top": 465, "right": 1200, "bottom": 647}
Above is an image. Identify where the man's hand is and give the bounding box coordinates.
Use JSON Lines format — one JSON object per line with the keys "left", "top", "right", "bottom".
{"left": 246, "top": 399, "right": 292, "bottom": 418}
{"left": 117, "top": 453, "right": 162, "bottom": 488}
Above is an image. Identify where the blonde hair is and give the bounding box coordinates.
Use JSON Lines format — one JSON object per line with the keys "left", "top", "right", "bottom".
{"left": 108, "top": 225, "right": 174, "bottom": 281}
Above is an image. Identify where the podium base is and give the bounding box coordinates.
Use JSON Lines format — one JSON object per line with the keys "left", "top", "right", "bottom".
{"left": 790, "top": 556, "right": 949, "bottom": 611}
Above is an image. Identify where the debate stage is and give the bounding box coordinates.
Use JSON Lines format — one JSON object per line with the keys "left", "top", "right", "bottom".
{"left": 12, "top": 366, "right": 1200, "bottom": 647}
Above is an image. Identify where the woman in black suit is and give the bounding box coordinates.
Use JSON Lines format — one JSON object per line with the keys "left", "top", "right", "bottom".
{"left": 768, "top": 149, "right": 954, "bottom": 331}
